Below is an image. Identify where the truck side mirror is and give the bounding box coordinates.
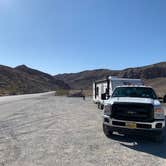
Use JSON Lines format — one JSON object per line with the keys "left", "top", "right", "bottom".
{"left": 158, "top": 97, "right": 163, "bottom": 103}
{"left": 101, "top": 93, "right": 107, "bottom": 100}
{"left": 163, "top": 95, "right": 166, "bottom": 103}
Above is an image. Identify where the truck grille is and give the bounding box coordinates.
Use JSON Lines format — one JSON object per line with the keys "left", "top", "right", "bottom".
{"left": 111, "top": 103, "right": 154, "bottom": 122}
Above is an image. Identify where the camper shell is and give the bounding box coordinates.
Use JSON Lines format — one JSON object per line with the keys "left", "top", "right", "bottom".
{"left": 93, "top": 76, "right": 143, "bottom": 109}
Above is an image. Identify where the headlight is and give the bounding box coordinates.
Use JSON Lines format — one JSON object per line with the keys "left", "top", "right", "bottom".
{"left": 154, "top": 106, "right": 164, "bottom": 119}
{"left": 104, "top": 104, "right": 112, "bottom": 116}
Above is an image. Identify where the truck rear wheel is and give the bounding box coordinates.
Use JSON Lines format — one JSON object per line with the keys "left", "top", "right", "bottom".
{"left": 103, "top": 124, "right": 113, "bottom": 138}
{"left": 98, "top": 103, "right": 104, "bottom": 110}
{"left": 97, "top": 103, "right": 100, "bottom": 109}
{"left": 101, "top": 104, "right": 104, "bottom": 110}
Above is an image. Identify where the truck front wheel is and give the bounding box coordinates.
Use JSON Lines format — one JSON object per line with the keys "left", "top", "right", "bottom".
{"left": 103, "top": 124, "right": 113, "bottom": 138}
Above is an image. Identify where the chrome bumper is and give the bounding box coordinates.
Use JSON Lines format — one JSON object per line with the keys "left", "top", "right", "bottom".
{"left": 103, "top": 115, "right": 165, "bottom": 130}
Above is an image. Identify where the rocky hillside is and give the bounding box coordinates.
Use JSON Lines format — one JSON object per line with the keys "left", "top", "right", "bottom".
{"left": 0, "top": 65, "right": 70, "bottom": 96}
{"left": 0, "top": 62, "right": 165, "bottom": 96}
{"left": 55, "top": 62, "right": 166, "bottom": 96}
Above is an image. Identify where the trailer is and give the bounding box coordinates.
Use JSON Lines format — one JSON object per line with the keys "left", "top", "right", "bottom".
{"left": 93, "top": 76, "right": 143, "bottom": 109}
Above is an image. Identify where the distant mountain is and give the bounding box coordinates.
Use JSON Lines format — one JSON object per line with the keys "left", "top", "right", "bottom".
{"left": 0, "top": 62, "right": 165, "bottom": 96}
{"left": 55, "top": 62, "right": 166, "bottom": 96}
{"left": 0, "top": 65, "right": 70, "bottom": 96}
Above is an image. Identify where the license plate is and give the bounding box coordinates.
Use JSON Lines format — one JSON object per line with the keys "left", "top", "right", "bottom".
{"left": 126, "top": 122, "right": 136, "bottom": 129}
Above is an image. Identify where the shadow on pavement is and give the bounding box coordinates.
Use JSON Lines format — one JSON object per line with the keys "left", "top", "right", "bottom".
{"left": 109, "top": 121, "right": 166, "bottom": 159}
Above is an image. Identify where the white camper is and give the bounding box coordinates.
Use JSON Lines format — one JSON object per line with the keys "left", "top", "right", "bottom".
{"left": 93, "top": 76, "right": 143, "bottom": 109}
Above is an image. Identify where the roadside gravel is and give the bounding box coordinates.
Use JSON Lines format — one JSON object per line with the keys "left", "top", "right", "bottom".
{"left": 0, "top": 94, "right": 165, "bottom": 166}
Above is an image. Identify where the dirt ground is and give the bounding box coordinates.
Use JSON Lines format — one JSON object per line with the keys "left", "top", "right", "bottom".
{"left": 0, "top": 93, "right": 165, "bottom": 166}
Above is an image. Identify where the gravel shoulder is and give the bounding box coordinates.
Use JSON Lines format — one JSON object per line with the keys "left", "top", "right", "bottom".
{"left": 0, "top": 94, "right": 165, "bottom": 166}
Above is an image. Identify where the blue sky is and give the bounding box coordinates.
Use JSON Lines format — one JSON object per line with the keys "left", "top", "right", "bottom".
{"left": 0, "top": 0, "right": 165, "bottom": 74}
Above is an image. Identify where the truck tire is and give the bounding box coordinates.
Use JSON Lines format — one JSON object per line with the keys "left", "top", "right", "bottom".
{"left": 103, "top": 124, "right": 113, "bottom": 138}
{"left": 98, "top": 103, "right": 104, "bottom": 110}
{"left": 97, "top": 103, "right": 100, "bottom": 109}
{"left": 101, "top": 104, "right": 104, "bottom": 110}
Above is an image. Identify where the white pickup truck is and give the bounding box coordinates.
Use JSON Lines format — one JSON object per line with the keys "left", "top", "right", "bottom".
{"left": 103, "top": 85, "right": 165, "bottom": 141}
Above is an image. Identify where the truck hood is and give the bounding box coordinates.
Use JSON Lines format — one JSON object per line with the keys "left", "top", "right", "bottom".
{"left": 104, "top": 97, "right": 160, "bottom": 106}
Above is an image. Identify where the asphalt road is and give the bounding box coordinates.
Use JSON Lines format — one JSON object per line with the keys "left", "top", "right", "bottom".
{"left": 0, "top": 93, "right": 165, "bottom": 166}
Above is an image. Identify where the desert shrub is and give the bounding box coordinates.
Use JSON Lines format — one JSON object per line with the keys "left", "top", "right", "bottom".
{"left": 55, "top": 89, "right": 69, "bottom": 96}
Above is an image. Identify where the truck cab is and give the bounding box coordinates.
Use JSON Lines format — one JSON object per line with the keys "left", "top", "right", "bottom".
{"left": 103, "top": 85, "right": 165, "bottom": 141}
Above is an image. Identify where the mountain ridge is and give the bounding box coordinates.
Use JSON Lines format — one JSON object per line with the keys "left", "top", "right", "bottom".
{"left": 0, "top": 62, "right": 165, "bottom": 96}
{"left": 55, "top": 62, "right": 166, "bottom": 96}
{"left": 0, "top": 65, "right": 70, "bottom": 96}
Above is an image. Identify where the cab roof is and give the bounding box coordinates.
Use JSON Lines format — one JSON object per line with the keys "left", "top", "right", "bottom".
{"left": 94, "top": 76, "right": 142, "bottom": 84}
{"left": 116, "top": 85, "right": 152, "bottom": 88}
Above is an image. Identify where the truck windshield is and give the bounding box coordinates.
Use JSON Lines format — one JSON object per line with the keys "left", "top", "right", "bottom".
{"left": 112, "top": 87, "right": 157, "bottom": 99}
